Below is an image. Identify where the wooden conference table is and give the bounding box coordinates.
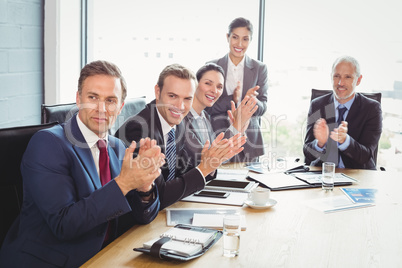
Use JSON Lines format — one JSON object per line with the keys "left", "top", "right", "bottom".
{"left": 82, "top": 168, "right": 402, "bottom": 268}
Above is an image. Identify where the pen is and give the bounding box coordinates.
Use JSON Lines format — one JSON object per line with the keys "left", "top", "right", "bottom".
{"left": 284, "top": 165, "right": 310, "bottom": 174}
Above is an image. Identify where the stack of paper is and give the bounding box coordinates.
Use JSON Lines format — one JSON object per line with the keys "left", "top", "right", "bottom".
{"left": 216, "top": 169, "right": 249, "bottom": 180}
{"left": 305, "top": 195, "right": 374, "bottom": 213}
{"left": 192, "top": 213, "right": 247, "bottom": 230}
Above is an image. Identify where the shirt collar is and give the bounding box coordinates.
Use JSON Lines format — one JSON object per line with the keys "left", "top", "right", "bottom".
{"left": 190, "top": 107, "right": 206, "bottom": 120}
{"left": 156, "top": 106, "right": 176, "bottom": 137}
{"left": 76, "top": 114, "right": 108, "bottom": 148}
{"left": 228, "top": 55, "right": 245, "bottom": 69}
{"left": 333, "top": 94, "right": 356, "bottom": 110}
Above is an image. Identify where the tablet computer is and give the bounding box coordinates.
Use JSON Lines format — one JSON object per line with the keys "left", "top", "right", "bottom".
{"left": 205, "top": 179, "right": 256, "bottom": 192}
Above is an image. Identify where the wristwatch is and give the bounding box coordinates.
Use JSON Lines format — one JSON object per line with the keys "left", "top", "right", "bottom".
{"left": 136, "top": 184, "right": 155, "bottom": 197}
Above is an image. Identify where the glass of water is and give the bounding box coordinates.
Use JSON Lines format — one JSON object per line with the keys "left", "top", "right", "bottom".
{"left": 223, "top": 214, "right": 241, "bottom": 257}
{"left": 322, "top": 162, "right": 335, "bottom": 191}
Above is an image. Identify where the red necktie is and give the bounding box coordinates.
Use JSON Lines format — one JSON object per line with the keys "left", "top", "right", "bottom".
{"left": 97, "top": 139, "right": 112, "bottom": 246}
{"left": 97, "top": 139, "right": 111, "bottom": 186}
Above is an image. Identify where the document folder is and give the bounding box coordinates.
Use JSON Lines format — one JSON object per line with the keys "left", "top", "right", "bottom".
{"left": 134, "top": 224, "right": 222, "bottom": 261}
{"left": 247, "top": 171, "right": 356, "bottom": 191}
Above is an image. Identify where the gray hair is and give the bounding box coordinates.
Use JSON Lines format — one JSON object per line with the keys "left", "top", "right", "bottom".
{"left": 331, "top": 55, "right": 361, "bottom": 78}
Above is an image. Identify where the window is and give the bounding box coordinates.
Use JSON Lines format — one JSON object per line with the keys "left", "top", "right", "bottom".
{"left": 49, "top": 0, "right": 402, "bottom": 171}
{"left": 87, "top": 0, "right": 260, "bottom": 100}
{"left": 44, "top": 0, "right": 81, "bottom": 104}
{"left": 264, "top": 0, "right": 402, "bottom": 171}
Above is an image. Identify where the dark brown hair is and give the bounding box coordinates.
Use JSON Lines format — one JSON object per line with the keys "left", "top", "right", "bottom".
{"left": 228, "top": 17, "right": 254, "bottom": 39}
{"left": 78, "top": 60, "right": 127, "bottom": 101}
{"left": 196, "top": 63, "right": 225, "bottom": 82}
{"left": 156, "top": 63, "right": 196, "bottom": 92}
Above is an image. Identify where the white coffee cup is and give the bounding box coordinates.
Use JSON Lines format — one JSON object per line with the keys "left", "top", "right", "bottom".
{"left": 248, "top": 188, "right": 271, "bottom": 205}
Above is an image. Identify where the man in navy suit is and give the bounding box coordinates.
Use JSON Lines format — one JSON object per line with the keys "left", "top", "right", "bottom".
{"left": 0, "top": 61, "right": 165, "bottom": 267}
{"left": 115, "top": 64, "right": 246, "bottom": 210}
{"left": 303, "top": 56, "right": 382, "bottom": 169}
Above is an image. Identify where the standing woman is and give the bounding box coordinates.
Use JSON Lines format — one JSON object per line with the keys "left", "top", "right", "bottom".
{"left": 206, "top": 17, "right": 268, "bottom": 162}
{"left": 184, "top": 63, "right": 258, "bottom": 168}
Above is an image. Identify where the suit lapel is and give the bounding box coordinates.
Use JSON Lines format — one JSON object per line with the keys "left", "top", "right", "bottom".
{"left": 219, "top": 55, "right": 230, "bottom": 98}
{"left": 65, "top": 116, "right": 102, "bottom": 190}
{"left": 107, "top": 137, "right": 121, "bottom": 180}
{"left": 175, "top": 121, "right": 186, "bottom": 152}
{"left": 342, "top": 93, "right": 362, "bottom": 138}
{"left": 242, "top": 55, "right": 255, "bottom": 98}
{"left": 345, "top": 93, "right": 361, "bottom": 125}
{"left": 186, "top": 112, "right": 204, "bottom": 143}
{"left": 151, "top": 104, "right": 165, "bottom": 153}
{"left": 323, "top": 94, "right": 336, "bottom": 125}
{"left": 204, "top": 112, "right": 216, "bottom": 141}
{"left": 150, "top": 104, "right": 171, "bottom": 179}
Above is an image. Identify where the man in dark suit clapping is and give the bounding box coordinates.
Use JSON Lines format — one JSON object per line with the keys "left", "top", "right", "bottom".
{"left": 115, "top": 64, "right": 246, "bottom": 210}
{"left": 303, "top": 56, "right": 382, "bottom": 170}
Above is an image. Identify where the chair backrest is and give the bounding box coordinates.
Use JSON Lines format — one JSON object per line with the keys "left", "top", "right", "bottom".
{"left": 41, "top": 97, "right": 146, "bottom": 135}
{"left": 311, "top": 89, "right": 382, "bottom": 103}
{"left": 110, "top": 96, "right": 147, "bottom": 135}
{"left": 41, "top": 102, "right": 78, "bottom": 124}
{"left": 0, "top": 122, "right": 58, "bottom": 247}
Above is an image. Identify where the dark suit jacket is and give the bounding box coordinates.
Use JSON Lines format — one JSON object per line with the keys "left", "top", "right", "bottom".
{"left": 303, "top": 92, "right": 382, "bottom": 170}
{"left": 205, "top": 54, "right": 268, "bottom": 161}
{"left": 0, "top": 116, "right": 159, "bottom": 267}
{"left": 115, "top": 100, "right": 206, "bottom": 209}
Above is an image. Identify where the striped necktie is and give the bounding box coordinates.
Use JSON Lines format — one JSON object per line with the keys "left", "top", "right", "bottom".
{"left": 166, "top": 128, "right": 176, "bottom": 182}
{"left": 337, "top": 106, "right": 347, "bottom": 167}
{"left": 337, "top": 106, "right": 347, "bottom": 126}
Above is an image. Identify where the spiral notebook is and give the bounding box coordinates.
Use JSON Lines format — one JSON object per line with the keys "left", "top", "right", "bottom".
{"left": 134, "top": 224, "right": 222, "bottom": 261}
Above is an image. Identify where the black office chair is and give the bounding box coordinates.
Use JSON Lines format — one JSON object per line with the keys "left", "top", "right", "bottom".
{"left": 41, "top": 97, "right": 146, "bottom": 135}
{"left": 41, "top": 102, "right": 78, "bottom": 124}
{"left": 311, "top": 89, "right": 382, "bottom": 103}
{"left": 309, "top": 89, "right": 383, "bottom": 169}
{"left": 0, "top": 122, "right": 59, "bottom": 247}
{"left": 110, "top": 96, "right": 146, "bottom": 135}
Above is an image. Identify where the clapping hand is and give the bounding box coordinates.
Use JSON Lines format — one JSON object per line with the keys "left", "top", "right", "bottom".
{"left": 330, "top": 121, "right": 348, "bottom": 144}
{"left": 197, "top": 133, "right": 246, "bottom": 177}
{"left": 232, "top": 81, "right": 242, "bottom": 104}
{"left": 313, "top": 119, "right": 329, "bottom": 148}
{"left": 115, "top": 138, "right": 165, "bottom": 195}
{"left": 245, "top": 86, "right": 259, "bottom": 98}
{"left": 228, "top": 95, "right": 258, "bottom": 133}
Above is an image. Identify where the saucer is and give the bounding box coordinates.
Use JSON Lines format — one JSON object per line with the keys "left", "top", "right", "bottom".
{"left": 244, "top": 198, "right": 277, "bottom": 209}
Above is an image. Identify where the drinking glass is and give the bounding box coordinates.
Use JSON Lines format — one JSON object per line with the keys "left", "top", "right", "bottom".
{"left": 223, "top": 214, "right": 241, "bottom": 257}
{"left": 322, "top": 162, "right": 335, "bottom": 191}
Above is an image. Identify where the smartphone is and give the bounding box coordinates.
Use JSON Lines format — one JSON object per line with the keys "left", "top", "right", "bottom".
{"left": 193, "top": 190, "right": 230, "bottom": 198}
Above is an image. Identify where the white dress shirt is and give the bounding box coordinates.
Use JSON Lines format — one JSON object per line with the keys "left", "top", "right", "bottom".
{"left": 225, "top": 55, "right": 245, "bottom": 97}
{"left": 155, "top": 108, "right": 176, "bottom": 149}
{"left": 155, "top": 107, "right": 205, "bottom": 181}
{"left": 76, "top": 114, "right": 108, "bottom": 177}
